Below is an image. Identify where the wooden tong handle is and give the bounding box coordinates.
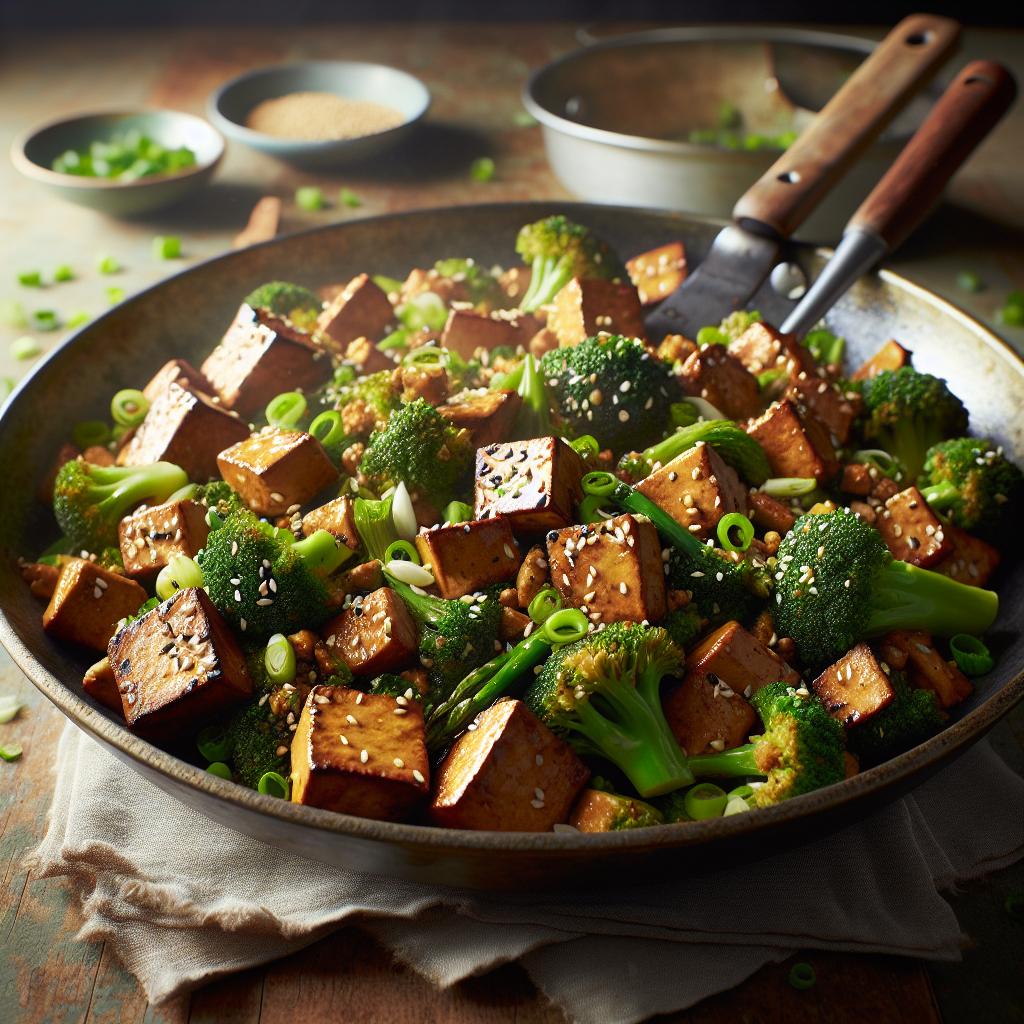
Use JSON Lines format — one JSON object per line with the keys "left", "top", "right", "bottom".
{"left": 733, "top": 14, "right": 961, "bottom": 239}
{"left": 849, "top": 60, "right": 1017, "bottom": 249}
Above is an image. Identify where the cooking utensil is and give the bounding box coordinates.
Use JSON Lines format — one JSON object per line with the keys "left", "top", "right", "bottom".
{"left": 646, "top": 14, "right": 960, "bottom": 341}
{"left": 782, "top": 61, "right": 1017, "bottom": 337}
{"left": 2, "top": 201, "right": 1022, "bottom": 891}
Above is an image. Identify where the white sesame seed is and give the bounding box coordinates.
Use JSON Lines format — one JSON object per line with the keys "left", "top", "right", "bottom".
{"left": 413, "top": 769, "right": 425, "bottom": 784}
{"left": 360, "top": 749, "right": 369, "bottom": 764}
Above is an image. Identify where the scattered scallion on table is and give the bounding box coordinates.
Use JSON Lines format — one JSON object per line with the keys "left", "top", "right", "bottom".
{"left": 32, "top": 310, "right": 60, "bottom": 332}
{"left": 0, "top": 695, "right": 23, "bottom": 724}
{"left": 10, "top": 335, "right": 41, "bottom": 361}
{"left": 17, "top": 270, "right": 42, "bottom": 287}
{"left": 956, "top": 270, "right": 983, "bottom": 293}
{"left": 53, "top": 264, "right": 75, "bottom": 282}
{"left": 0, "top": 300, "right": 28, "bottom": 327}
{"left": 339, "top": 187, "right": 362, "bottom": 208}
{"left": 788, "top": 962, "right": 816, "bottom": 990}
{"left": 66, "top": 311, "right": 92, "bottom": 328}
{"left": 106, "top": 286, "right": 125, "bottom": 305}
{"left": 152, "top": 235, "right": 182, "bottom": 260}
{"left": 470, "top": 156, "right": 496, "bottom": 182}
{"left": 0, "top": 742, "right": 23, "bottom": 762}
{"left": 97, "top": 255, "right": 121, "bottom": 275}
{"left": 295, "top": 186, "right": 325, "bottom": 212}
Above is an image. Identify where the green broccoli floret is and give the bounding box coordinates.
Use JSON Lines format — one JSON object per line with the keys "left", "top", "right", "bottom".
{"left": 193, "top": 480, "right": 245, "bottom": 521}
{"left": 540, "top": 334, "right": 681, "bottom": 454}
{"left": 244, "top": 280, "right": 322, "bottom": 332}
{"left": 687, "top": 681, "right": 846, "bottom": 805}
{"left": 774, "top": 508, "right": 998, "bottom": 671}
{"left": 638, "top": 418, "right": 772, "bottom": 484}
{"left": 366, "top": 673, "right": 424, "bottom": 700}
{"left": 846, "top": 673, "right": 945, "bottom": 765}
{"left": 860, "top": 367, "right": 968, "bottom": 481}
{"left": 664, "top": 604, "right": 704, "bottom": 649}
{"left": 525, "top": 622, "right": 693, "bottom": 797}
{"left": 199, "top": 509, "right": 351, "bottom": 639}
{"left": 226, "top": 692, "right": 295, "bottom": 788}
{"left": 324, "top": 368, "right": 400, "bottom": 438}
{"left": 433, "top": 258, "right": 504, "bottom": 309}
{"left": 918, "top": 437, "right": 1023, "bottom": 537}
{"left": 515, "top": 215, "right": 626, "bottom": 312}
{"left": 360, "top": 398, "right": 473, "bottom": 505}
{"left": 53, "top": 459, "right": 189, "bottom": 553}
{"left": 579, "top": 788, "right": 665, "bottom": 830}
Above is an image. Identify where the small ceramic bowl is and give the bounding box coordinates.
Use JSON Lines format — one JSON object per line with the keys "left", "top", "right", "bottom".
{"left": 10, "top": 109, "right": 225, "bottom": 217}
{"left": 208, "top": 60, "right": 431, "bottom": 168}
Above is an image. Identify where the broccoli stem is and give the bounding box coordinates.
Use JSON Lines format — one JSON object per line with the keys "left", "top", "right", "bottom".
{"left": 353, "top": 495, "right": 397, "bottom": 562}
{"left": 386, "top": 575, "right": 446, "bottom": 626}
{"left": 864, "top": 558, "right": 999, "bottom": 638}
{"left": 291, "top": 529, "right": 351, "bottom": 576}
{"left": 521, "top": 256, "right": 572, "bottom": 312}
{"left": 688, "top": 743, "right": 760, "bottom": 778}
{"left": 613, "top": 481, "right": 707, "bottom": 562}
{"left": 919, "top": 479, "right": 959, "bottom": 511}
{"left": 514, "top": 353, "right": 552, "bottom": 437}
{"left": 95, "top": 461, "right": 189, "bottom": 514}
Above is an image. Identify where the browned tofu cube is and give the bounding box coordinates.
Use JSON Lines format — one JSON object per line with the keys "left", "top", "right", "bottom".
{"left": 393, "top": 362, "right": 449, "bottom": 406}
{"left": 686, "top": 620, "right": 800, "bottom": 695}
{"left": 414, "top": 518, "right": 520, "bottom": 599}
{"left": 142, "top": 358, "right": 213, "bottom": 403}
{"left": 474, "top": 436, "right": 584, "bottom": 534}
{"left": 107, "top": 587, "right": 252, "bottom": 739}
{"left": 678, "top": 345, "right": 761, "bottom": 420}
{"left": 886, "top": 631, "right": 972, "bottom": 709}
{"left": 626, "top": 241, "right": 687, "bottom": 306}
{"left": 430, "top": 698, "right": 589, "bottom": 831}
{"left": 498, "top": 265, "right": 531, "bottom": 306}
{"left": 316, "top": 274, "right": 394, "bottom": 349}
{"left": 656, "top": 333, "right": 699, "bottom": 365}
{"left": 439, "top": 389, "right": 522, "bottom": 447}
{"left": 343, "top": 335, "right": 396, "bottom": 376}
{"left": 812, "top": 642, "right": 896, "bottom": 727}
{"left": 301, "top": 496, "right": 359, "bottom": 549}
{"left": 290, "top": 685, "right": 430, "bottom": 821}
{"left": 840, "top": 463, "right": 874, "bottom": 496}
{"left": 785, "top": 372, "right": 859, "bottom": 445}
{"left": 728, "top": 321, "right": 814, "bottom": 378}
{"left": 663, "top": 673, "right": 757, "bottom": 755}
{"left": 746, "top": 399, "right": 839, "bottom": 483}
{"left": 636, "top": 441, "right": 747, "bottom": 540}
{"left": 851, "top": 339, "right": 912, "bottom": 381}
{"left": 440, "top": 308, "right": 540, "bottom": 360}
{"left": 200, "top": 304, "right": 333, "bottom": 416}
{"left": 747, "top": 490, "right": 796, "bottom": 534}
{"left": 516, "top": 545, "right": 550, "bottom": 607}
{"left": 548, "top": 277, "right": 646, "bottom": 347}
{"left": 117, "top": 381, "right": 250, "bottom": 482}
{"left": 43, "top": 559, "right": 147, "bottom": 652}
{"left": 569, "top": 789, "right": 663, "bottom": 831}
{"left": 20, "top": 559, "right": 60, "bottom": 601}
{"left": 217, "top": 428, "right": 338, "bottom": 517}
{"left": 117, "top": 499, "right": 210, "bottom": 581}
{"left": 321, "top": 587, "right": 418, "bottom": 677}
{"left": 932, "top": 525, "right": 1000, "bottom": 587}
{"left": 875, "top": 487, "right": 952, "bottom": 568}
{"left": 83, "top": 656, "right": 124, "bottom": 714}
{"left": 546, "top": 513, "right": 666, "bottom": 625}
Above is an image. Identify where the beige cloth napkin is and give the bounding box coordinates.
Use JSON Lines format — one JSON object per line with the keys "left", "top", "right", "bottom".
{"left": 27, "top": 721, "right": 1024, "bottom": 1023}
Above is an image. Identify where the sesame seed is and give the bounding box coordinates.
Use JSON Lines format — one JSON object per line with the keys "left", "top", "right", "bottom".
{"left": 339, "top": 734, "right": 349, "bottom": 745}
{"left": 346, "top": 714, "right": 358, "bottom": 726}
{"left": 412, "top": 769, "right": 425, "bottom": 784}
{"left": 393, "top": 757, "right": 405, "bottom": 768}
{"left": 360, "top": 749, "right": 369, "bottom": 763}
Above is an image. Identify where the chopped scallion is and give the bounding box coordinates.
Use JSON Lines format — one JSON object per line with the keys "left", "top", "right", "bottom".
{"left": 295, "top": 186, "right": 325, "bottom": 212}
{"left": 442, "top": 500, "right": 474, "bottom": 524}
{"left": 155, "top": 554, "right": 204, "bottom": 600}
{"left": 53, "top": 264, "right": 75, "bottom": 282}
{"left": 956, "top": 270, "right": 983, "bottom": 293}
{"left": 17, "top": 270, "right": 42, "bottom": 287}
{"left": 72, "top": 420, "right": 112, "bottom": 449}
{"left": 196, "top": 724, "right": 232, "bottom": 763}
{"left": 97, "top": 255, "right": 121, "bottom": 275}
{"left": 470, "top": 156, "right": 496, "bottom": 182}
{"left": 111, "top": 388, "right": 149, "bottom": 427}
{"left": 0, "top": 742, "right": 23, "bottom": 762}
{"left": 265, "top": 633, "right": 297, "bottom": 685}
{"left": 265, "top": 391, "right": 307, "bottom": 429}
{"left": 528, "top": 586, "right": 563, "bottom": 626}
{"left": 949, "top": 634, "right": 994, "bottom": 676}
{"left": 10, "top": 336, "right": 41, "bottom": 361}
{"left": 384, "top": 539, "right": 421, "bottom": 564}
{"left": 152, "top": 235, "right": 182, "bottom": 260}
{"left": 206, "top": 761, "right": 232, "bottom": 779}
{"left": 0, "top": 695, "right": 23, "bottom": 724}
{"left": 31, "top": 310, "right": 60, "bottom": 332}
{"left": 684, "top": 782, "right": 728, "bottom": 820}
{"left": 788, "top": 962, "right": 816, "bottom": 990}
{"left": 339, "top": 187, "right": 362, "bottom": 208}
{"left": 257, "top": 771, "right": 290, "bottom": 799}
{"left": 0, "top": 300, "right": 27, "bottom": 328}
{"left": 106, "top": 286, "right": 125, "bottom": 305}
{"left": 716, "top": 512, "right": 754, "bottom": 552}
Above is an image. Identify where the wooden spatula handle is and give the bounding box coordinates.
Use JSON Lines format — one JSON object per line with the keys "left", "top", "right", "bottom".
{"left": 733, "top": 14, "right": 961, "bottom": 239}
{"left": 849, "top": 60, "right": 1016, "bottom": 249}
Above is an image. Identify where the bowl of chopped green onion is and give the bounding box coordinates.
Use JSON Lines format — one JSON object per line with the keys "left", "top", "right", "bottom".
{"left": 11, "top": 109, "right": 225, "bottom": 216}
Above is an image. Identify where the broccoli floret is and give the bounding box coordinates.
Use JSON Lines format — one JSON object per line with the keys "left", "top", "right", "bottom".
{"left": 540, "top": 334, "right": 681, "bottom": 454}
{"left": 695, "top": 310, "right": 762, "bottom": 345}
{"left": 199, "top": 509, "right": 351, "bottom": 639}
{"left": 193, "top": 480, "right": 245, "bottom": 521}
{"left": 244, "top": 281, "right": 322, "bottom": 332}
{"left": 53, "top": 459, "right": 189, "bottom": 553}
{"left": 433, "top": 258, "right": 503, "bottom": 309}
{"left": 919, "top": 437, "right": 1023, "bottom": 537}
{"left": 324, "top": 368, "right": 400, "bottom": 438}
{"left": 525, "top": 622, "right": 693, "bottom": 797}
{"left": 846, "top": 672, "right": 945, "bottom": 765}
{"left": 226, "top": 691, "right": 295, "bottom": 788}
{"left": 860, "top": 367, "right": 968, "bottom": 481}
{"left": 639, "top": 418, "right": 772, "bottom": 485}
{"left": 774, "top": 508, "right": 998, "bottom": 671}
{"left": 515, "top": 215, "right": 626, "bottom": 312}
{"left": 360, "top": 398, "right": 473, "bottom": 505}
{"left": 664, "top": 604, "right": 704, "bottom": 649}
{"left": 687, "top": 681, "right": 846, "bottom": 805}
{"left": 366, "top": 673, "right": 424, "bottom": 700}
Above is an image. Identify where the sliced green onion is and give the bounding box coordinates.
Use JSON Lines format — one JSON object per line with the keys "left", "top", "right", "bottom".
{"left": 295, "top": 186, "right": 324, "bottom": 212}
{"left": 374, "top": 275, "right": 405, "bottom": 295}
{"left": 0, "top": 742, "right": 23, "bottom": 762}
{"left": 106, "top": 286, "right": 125, "bottom": 304}
{"left": 0, "top": 377, "right": 13, "bottom": 401}
{"left": 727, "top": 784, "right": 756, "bottom": 802}
{"left": 696, "top": 325, "right": 729, "bottom": 346}
{"left": 402, "top": 345, "right": 448, "bottom": 369}
{"left": 723, "top": 796, "right": 751, "bottom": 816}
{"left": 205, "top": 507, "right": 225, "bottom": 531}
{"left": 949, "top": 634, "right": 994, "bottom": 676}
{"left": 266, "top": 391, "right": 307, "bottom": 429}
{"left": 308, "top": 410, "right": 347, "bottom": 453}
{"left": 377, "top": 328, "right": 410, "bottom": 351}
{"left": 528, "top": 586, "right": 563, "bottom": 625}
{"left": 998, "top": 299, "right": 1024, "bottom": 327}
{"left": 72, "top": 420, "right": 111, "bottom": 449}
{"left": 257, "top": 770, "right": 290, "bottom": 799}
{"left": 32, "top": 310, "right": 60, "bottom": 332}
{"left": 443, "top": 500, "right": 474, "bottom": 524}
{"left": 788, "top": 962, "right": 816, "bottom": 990}
{"left": 757, "top": 368, "right": 788, "bottom": 390}
{"left": 760, "top": 477, "right": 817, "bottom": 499}
{"left": 206, "top": 761, "right": 232, "bottom": 779}
{"left": 470, "top": 156, "right": 496, "bottom": 182}
{"left": 384, "top": 539, "right": 420, "bottom": 564}
{"left": 53, "top": 264, "right": 75, "bottom": 282}
{"left": 512, "top": 110, "right": 538, "bottom": 127}
{"left": 10, "top": 336, "right": 41, "bottom": 361}
{"left": 0, "top": 695, "right": 23, "bottom": 724}
{"left": 0, "top": 299, "right": 28, "bottom": 327}
{"left": 97, "top": 255, "right": 120, "bottom": 275}
{"left": 956, "top": 270, "right": 983, "bottom": 293}
{"left": 196, "top": 724, "right": 232, "bottom": 763}
{"left": 716, "top": 512, "right": 754, "bottom": 552}
{"left": 581, "top": 470, "right": 618, "bottom": 497}
{"left": 541, "top": 607, "right": 589, "bottom": 644}
{"left": 155, "top": 554, "right": 204, "bottom": 600}
{"left": 265, "top": 633, "right": 297, "bottom": 684}
{"left": 398, "top": 291, "right": 448, "bottom": 332}
{"left": 66, "top": 311, "right": 92, "bottom": 328}
{"left": 339, "top": 187, "right": 362, "bottom": 208}
{"left": 852, "top": 449, "right": 904, "bottom": 481}
{"left": 668, "top": 402, "right": 700, "bottom": 429}
{"left": 111, "top": 388, "right": 149, "bottom": 427}
{"left": 17, "top": 270, "right": 42, "bottom": 287}
{"left": 569, "top": 434, "right": 600, "bottom": 459}
{"left": 577, "top": 494, "right": 614, "bottom": 524}
{"left": 152, "top": 235, "right": 182, "bottom": 260}
{"left": 684, "top": 782, "right": 728, "bottom": 820}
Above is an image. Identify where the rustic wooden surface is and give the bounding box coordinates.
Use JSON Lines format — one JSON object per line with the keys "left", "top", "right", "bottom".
{"left": 1, "top": 21, "right": 1023, "bottom": 1024}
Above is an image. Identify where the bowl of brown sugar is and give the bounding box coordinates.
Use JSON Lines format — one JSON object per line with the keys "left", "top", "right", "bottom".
{"left": 209, "top": 61, "right": 430, "bottom": 167}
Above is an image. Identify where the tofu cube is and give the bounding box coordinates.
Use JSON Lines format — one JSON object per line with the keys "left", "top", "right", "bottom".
{"left": 626, "top": 241, "right": 687, "bottom": 306}
{"left": 394, "top": 362, "right": 449, "bottom": 406}
{"left": 747, "top": 490, "right": 796, "bottom": 534}
{"left": 636, "top": 441, "right": 747, "bottom": 539}
{"left": 82, "top": 656, "right": 123, "bottom": 714}
{"left": 439, "top": 389, "right": 522, "bottom": 447}
{"left": 43, "top": 559, "right": 148, "bottom": 651}
{"left": 548, "top": 278, "right": 646, "bottom": 348}
{"left": 851, "top": 339, "right": 912, "bottom": 381}
{"left": 107, "top": 587, "right": 252, "bottom": 739}
{"left": 430, "top": 698, "right": 589, "bottom": 831}
{"left": 217, "top": 428, "right": 338, "bottom": 517}
{"left": 785, "top": 372, "right": 860, "bottom": 445}
{"left": 290, "top": 685, "right": 430, "bottom": 821}
{"left": 414, "top": 518, "right": 521, "bottom": 599}
{"left": 316, "top": 274, "right": 394, "bottom": 349}
{"left": 440, "top": 308, "right": 540, "bottom": 360}
{"left": 875, "top": 487, "right": 952, "bottom": 568}
{"left": 569, "top": 789, "right": 663, "bottom": 832}
{"left": 117, "top": 381, "right": 250, "bottom": 481}
{"left": 343, "top": 335, "right": 396, "bottom": 376}
{"left": 474, "top": 436, "right": 584, "bottom": 533}
{"left": 686, "top": 620, "right": 801, "bottom": 694}
{"left": 200, "top": 304, "right": 333, "bottom": 416}
{"left": 546, "top": 513, "right": 666, "bottom": 625}
{"left": 840, "top": 463, "right": 875, "bottom": 496}
{"left": 320, "top": 587, "right": 419, "bottom": 677}
{"left": 663, "top": 674, "right": 756, "bottom": 755}
{"left": 117, "top": 498, "right": 210, "bottom": 581}
{"left": 301, "top": 496, "right": 359, "bottom": 549}
{"left": 812, "top": 643, "right": 896, "bottom": 726}
{"left": 746, "top": 399, "right": 839, "bottom": 482}
{"left": 885, "top": 631, "right": 972, "bottom": 709}
{"left": 516, "top": 544, "right": 550, "bottom": 607}
{"left": 933, "top": 525, "right": 1000, "bottom": 587}
{"left": 728, "top": 322, "right": 815, "bottom": 378}
{"left": 142, "top": 358, "right": 213, "bottom": 403}
{"left": 678, "top": 345, "right": 761, "bottom": 420}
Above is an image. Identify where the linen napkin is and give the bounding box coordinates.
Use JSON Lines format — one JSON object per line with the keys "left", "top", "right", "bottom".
{"left": 27, "top": 721, "right": 1024, "bottom": 1023}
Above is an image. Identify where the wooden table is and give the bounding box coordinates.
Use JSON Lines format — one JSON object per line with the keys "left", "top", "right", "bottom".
{"left": 1, "top": 21, "right": 1023, "bottom": 1024}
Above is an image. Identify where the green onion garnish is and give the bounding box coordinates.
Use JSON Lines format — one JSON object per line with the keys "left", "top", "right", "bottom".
{"left": 308, "top": 410, "right": 347, "bottom": 453}
{"left": 0, "top": 300, "right": 28, "bottom": 328}
{"left": 956, "top": 270, "right": 983, "bottom": 293}
{"left": 152, "top": 235, "right": 182, "bottom": 260}
{"left": 17, "top": 270, "right": 42, "bottom": 287}
{"left": 442, "top": 500, "right": 474, "bottom": 524}
{"left": 949, "top": 634, "right": 994, "bottom": 676}
{"left": 339, "top": 187, "right": 362, "bottom": 208}
{"left": 569, "top": 434, "right": 600, "bottom": 459}
{"left": 581, "top": 470, "right": 618, "bottom": 497}
{"left": 206, "top": 761, "right": 232, "bottom": 779}
{"left": 696, "top": 325, "right": 729, "bottom": 346}
{"left": 727, "top": 784, "right": 756, "bottom": 802}
{"left": 295, "top": 186, "right": 324, "bottom": 212}
{"left": 72, "top": 420, "right": 112, "bottom": 449}
{"left": 264, "top": 633, "right": 297, "bottom": 685}
{"left": 540, "top": 607, "right": 589, "bottom": 644}
{"left": 788, "top": 962, "right": 816, "bottom": 990}
{"left": 110, "top": 388, "right": 149, "bottom": 427}
{"left": 470, "top": 156, "right": 496, "bottom": 182}
{"left": 373, "top": 275, "right": 405, "bottom": 296}
{"left": 53, "top": 132, "right": 196, "bottom": 181}
{"left": 716, "top": 512, "right": 754, "bottom": 552}
{"left": 0, "top": 742, "right": 23, "bottom": 762}
{"left": 0, "top": 378, "right": 13, "bottom": 401}
{"left": 32, "top": 310, "right": 60, "bottom": 332}
{"left": 196, "top": 724, "right": 232, "bottom": 763}
{"left": 155, "top": 554, "right": 204, "bottom": 600}
{"left": 684, "top": 782, "right": 728, "bottom": 820}
{"left": 384, "top": 539, "right": 420, "bottom": 564}
{"left": 97, "top": 255, "right": 121, "bottom": 275}
{"left": 66, "top": 311, "right": 92, "bottom": 328}
{"left": 266, "top": 391, "right": 307, "bottom": 429}
{"left": 528, "top": 586, "right": 563, "bottom": 626}
{"left": 577, "top": 493, "right": 614, "bottom": 525}
{"left": 403, "top": 345, "right": 448, "bottom": 369}
{"left": 205, "top": 507, "right": 225, "bottom": 531}
{"left": 0, "top": 695, "right": 23, "bottom": 724}
{"left": 10, "top": 336, "right": 41, "bottom": 361}
{"left": 106, "top": 286, "right": 125, "bottom": 305}
{"left": 760, "top": 477, "right": 817, "bottom": 499}
{"left": 851, "top": 449, "right": 904, "bottom": 482}
{"left": 257, "top": 770, "right": 290, "bottom": 799}
{"left": 53, "top": 264, "right": 75, "bottom": 282}
{"left": 512, "top": 110, "right": 538, "bottom": 127}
